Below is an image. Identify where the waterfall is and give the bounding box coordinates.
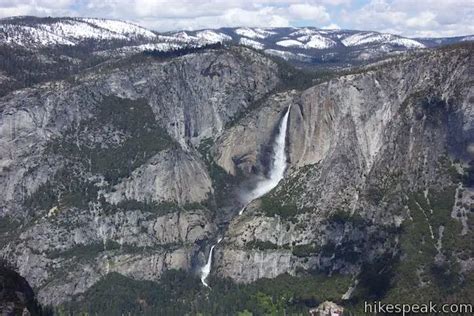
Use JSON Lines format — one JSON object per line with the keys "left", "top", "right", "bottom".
{"left": 200, "top": 106, "right": 291, "bottom": 286}
{"left": 200, "top": 238, "right": 222, "bottom": 287}
{"left": 240, "top": 105, "right": 291, "bottom": 214}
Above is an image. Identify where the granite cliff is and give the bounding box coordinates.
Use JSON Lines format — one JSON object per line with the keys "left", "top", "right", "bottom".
{"left": 0, "top": 39, "right": 473, "bottom": 312}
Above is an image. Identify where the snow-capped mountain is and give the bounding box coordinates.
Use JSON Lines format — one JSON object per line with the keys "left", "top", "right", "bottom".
{"left": 170, "top": 26, "right": 430, "bottom": 51}
{"left": 341, "top": 32, "right": 424, "bottom": 48}
{"left": 167, "top": 27, "right": 428, "bottom": 66}
{"left": 159, "top": 26, "right": 471, "bottom": 67}
{"left": 0, "top": 16, "right": 472, "bottom": 70}
{"left": 0, "top": 16, "right": 156, "bottom": 47}
{"left": 234, "top": 27, "right": 276, "bottom": 39}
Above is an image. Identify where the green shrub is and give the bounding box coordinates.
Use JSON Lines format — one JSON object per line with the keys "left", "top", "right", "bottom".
{"left": 24, "top": 166, "right": 99, "bottom": 211}
{"left": 259, "top": 195, "right": 298, "bottom": 219}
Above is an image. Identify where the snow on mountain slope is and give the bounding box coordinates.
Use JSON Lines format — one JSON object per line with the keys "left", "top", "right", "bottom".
{"left": 342, "top": 32, "right": 425, "bottom": 48}
{"left": 304, "top": 34, "right": 337, "bottom": 49}
{"left": 171, "top": 31, "right": 196, "bottom": 42}
{"left": 235, "top": 27, "right": 276, "bottom": 39}
{"left": 82, "top": 18, "right": 156, "bottom": 39}
{"left": 289, "top": 28, "right": 319, "bottom": 37}
{"left": 0, "top": 24, "right": 76, "bottom": 46}
{"left": 264, "top": 49, "right": 311, "bottom": 61}
{"left": 195, "top": 30, "right": 232, "bottom": 43}
{"left": 296, "top": 35, "right": 314, "bottom": 41}
{"left": 96, "top": 42, "right": 183, "bottom": 57}
{"left": 389, "top": 37, "right": 425, "bottom": 48}
{"left": 0, "top": 17, "right": 156, "bottom": 47}
{"left": 1, "top": 17, "right": 468, "bottom": 70}
{"left": 94, "top": 30, "right": 232, "bottom": 57}
{"left": 167, "top": 30, "right": 231, "bottom": 45}
{"left": 239, "top": 38, "right": 264, "bottom": 50}
{"left": 276, "top": 39, "right": 304, "bottom": 48}
{"left": 277, "top": 34, "right": 336, "bottom": 49}
{"left": 342, "top": 32, "right": 390, "bottom": 46}
{"left": 37, "top": 20, "right": 128, "bottom": 41}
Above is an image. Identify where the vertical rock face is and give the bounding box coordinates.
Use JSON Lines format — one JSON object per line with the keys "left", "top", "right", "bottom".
{"left": 5, "top": 206, "right": 217, "bottom": 305}
{"left": 0, "top": 46, "right": 279, "bottom": 214}
{"left": 213, "top": 46, "right": 473, "bottom": 283}
{"left": 0, "top": 41, "right": 473, "bottom": 307}
{"left": 106, "top": 148, "right": 213, "bottom": 205}
{"left": 214, "top": 91, "right": 297, "bottom": 176}
{"left": 287, "top": 50, "right": 473, "bottom": 171}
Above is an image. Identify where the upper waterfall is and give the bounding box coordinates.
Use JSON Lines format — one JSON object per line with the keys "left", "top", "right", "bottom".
{"left": 240, "top": 105, "right": 291, "bottom": 214}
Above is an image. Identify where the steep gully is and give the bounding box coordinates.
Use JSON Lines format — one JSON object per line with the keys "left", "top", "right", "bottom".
{"left": 200, "top": 106, "right": 292, "bottom": 287}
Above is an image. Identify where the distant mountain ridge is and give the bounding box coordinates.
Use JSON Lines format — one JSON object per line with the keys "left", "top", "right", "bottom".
{"left": 0, "top": 16, "right": 156, "bottom": 45}
{"left": 1, "top": 16, "right": 472, "bottom": 63}
{"left": 0, "top": 15, "right": 472, "bottom": 97}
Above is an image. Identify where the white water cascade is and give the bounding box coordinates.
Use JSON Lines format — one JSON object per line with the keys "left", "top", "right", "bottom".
{"left": 200, "top": 238, "right": 222, "bottom": 287}
{"left": 200, "top": 106, "right": 291, "bottom": 286}
{"left": 239, "top": 105, "right": 292, "bottom": 214}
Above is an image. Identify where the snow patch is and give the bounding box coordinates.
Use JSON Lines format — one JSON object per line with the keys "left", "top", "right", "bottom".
{"left": 289, "top": 28, "right": 319, "bottom": 37}
{"left": 81, "top": 18, "right": 156, "bottom": 39}
{"left": 342, "top": 32, "right": 424, "bottom": 48}
{"left": 264, "top": 49, "right": 311, "bottom": 61}
{"left": 195, "top": 30, "right": 232, "bottom": 43}
{"left": 276, "top": 39, "right": 304, "bottom": 47}
{"left": 235, "top": 27, "right": 276, "bottom": 39}
{"left": 0, "top": 24, "right": 76, "bottom": 46}
{"left": 96, "top": 42, "right": 184, "bottom": 57}
{"left": 279, "top": 34, "right": 336, "bottom": 49}
{"left": 168, "top": 30, "right": 231, "bottom": 45}
{"left": 389, "top": 37, "right": 425, "bottom": 48}
{"left": 304, "top": 34, "right": 337, "bottom": 49}
{"left": 239, "top": 37, "right": 264, "bottom": 50}
{"left": 0, "top": 17, "right": 157, "bottom": 47}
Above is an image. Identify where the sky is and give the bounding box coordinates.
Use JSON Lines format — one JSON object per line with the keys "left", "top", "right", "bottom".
{"left": 0, "top": 0, "right": 473, "bottom": 38}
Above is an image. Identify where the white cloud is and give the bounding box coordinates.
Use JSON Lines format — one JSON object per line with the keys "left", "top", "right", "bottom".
{"left": 0, "top": 0, "right": 74, "bottom": 17}
{"left": 322, "top": 23, "right": 341, "bottom": 29}
{"left": 287, "top": 3, "right": 330, "bottom": 22}
{"left": 405, "top": 11, "right": 437, "bottom": 29}
{"left": 0, "top": 0, "right": 472, "bottom": 37}
{"left": 340, "top": 0, "right": 473, "bottom": 37}
{"left": 138, "top": 7, "right": 291, "bottom": 31}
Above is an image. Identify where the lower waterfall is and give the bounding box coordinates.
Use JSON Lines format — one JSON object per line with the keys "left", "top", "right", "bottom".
{"left": 200, "top": 106, "right": 291, "bottom": 286}
{"left": 200, "top": 238, "right": 222, "bottom": 287}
